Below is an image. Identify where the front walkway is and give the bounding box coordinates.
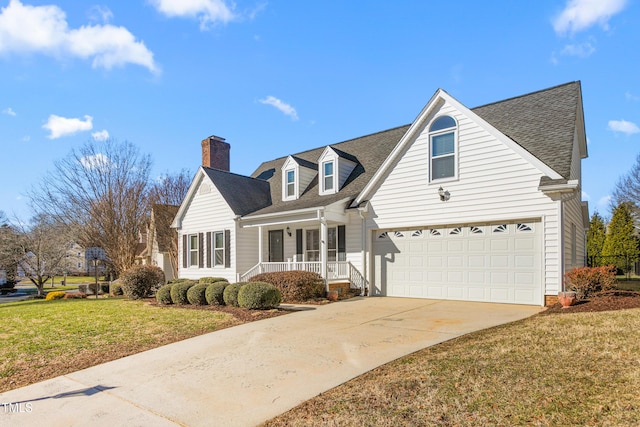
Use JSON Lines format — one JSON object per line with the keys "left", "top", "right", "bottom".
{"left": 0, "top": 297, "right": 542, "bottom": 426}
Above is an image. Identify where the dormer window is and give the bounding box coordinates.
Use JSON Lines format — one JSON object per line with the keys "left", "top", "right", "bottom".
{"left": 285, "top": 169, "right": 296, "bottom": 199}
{"left": 429, "top": 115, "right": 457, "bottom": 181}
{"left": 323, "top": 161, "right": 334, "bottom": 192}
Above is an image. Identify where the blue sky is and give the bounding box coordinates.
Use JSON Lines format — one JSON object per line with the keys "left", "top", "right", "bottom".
{"left": 0, "top": 0, "right": 638, "bottom": 221}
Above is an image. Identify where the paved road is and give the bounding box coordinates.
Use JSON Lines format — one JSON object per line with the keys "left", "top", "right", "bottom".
{"left": 0, "top": 297, "right": 542, "bottom": 426}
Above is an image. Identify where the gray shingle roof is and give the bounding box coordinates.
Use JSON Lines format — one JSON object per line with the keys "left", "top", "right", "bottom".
{"left": 471, "top": 81, "right": 581, "bottom": 180}
{"left": 208, "top": 82, "right": 581, "bottom": 217}
{"left": 202, "top": 167, "right": 272, "bottom": 216}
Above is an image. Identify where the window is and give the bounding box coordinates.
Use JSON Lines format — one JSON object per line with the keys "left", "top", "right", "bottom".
{"left": 429, "top": 115, "right": 457, "bottom": 181}
{"left": 189, "top": 234, "right": 199, "bottom": 267}
{"left": 213, "top": 231, "right": 224, "bottom": 267}
{"left": 285, "top": 169, "right": 296, "bottom": 198}
{"left": 571, "top": 223, "right": 577, "bottom": 265}
{"left": 323, "top": 161, "right": 334, "bottom": 192}
{"left": 328, "top": 227, "right": 337, "bottom": 261}
{"left": 306, "top": 229, "right": 320, "bottom": 261}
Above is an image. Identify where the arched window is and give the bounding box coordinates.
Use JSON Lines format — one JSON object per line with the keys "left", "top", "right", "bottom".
{"left": 429, "top": 115, "right": 457, "bottom": 181}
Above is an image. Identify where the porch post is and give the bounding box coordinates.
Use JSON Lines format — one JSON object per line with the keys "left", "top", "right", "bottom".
{"left": 258, "top": 226, "right": 263, "bottom": 264}
{"left": 320, "top": 217, "right": 328, "bottom": 290}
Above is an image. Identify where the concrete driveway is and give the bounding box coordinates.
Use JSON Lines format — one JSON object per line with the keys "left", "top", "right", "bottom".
{"left": 0, "top": 297, "right": 542, "bottom": 426}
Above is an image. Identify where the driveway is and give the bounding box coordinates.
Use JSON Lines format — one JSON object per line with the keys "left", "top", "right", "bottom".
{"left": 0, "top": 297, "right": 542, "bottom": 426}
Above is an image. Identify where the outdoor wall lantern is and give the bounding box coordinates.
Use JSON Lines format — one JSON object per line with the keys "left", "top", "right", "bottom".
{"left": 286, "top": 226, "right": 292, "bottom": 237}
{"left": 438, "top": 186, "right": 451, "bottom": 202}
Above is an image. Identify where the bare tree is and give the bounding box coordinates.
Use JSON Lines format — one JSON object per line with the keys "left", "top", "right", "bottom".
{"left": 147, "top": 169, "right": 191, "bottom": 279}
{"left": 11, "top": 214, "right": 74, "bottom": 295}
{"left": 32, "top": 139, "right": 151, "bottom": 277}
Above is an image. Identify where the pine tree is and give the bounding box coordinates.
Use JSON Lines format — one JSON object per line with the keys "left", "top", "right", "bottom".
{"left": 586, "top": 211, "right": 606, "bottom": 266}
{"left": 601, "top": 202, "right": 639, "bottom": 274}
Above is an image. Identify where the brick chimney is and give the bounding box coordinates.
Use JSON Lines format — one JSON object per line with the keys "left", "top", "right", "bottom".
{"left": 201, "top": 135, "right": 230, "bottom": 171}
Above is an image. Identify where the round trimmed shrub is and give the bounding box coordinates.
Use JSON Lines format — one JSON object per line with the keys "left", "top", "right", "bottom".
{"left": 238, "top": 282, "right": 281, "bottom": 309}
{"left": 205, "top": 282, "right": 228, "bottom": 305}
{"left": 170, "top": 280, "right": 197, "bottom": 304}
{"left": 45, "top": 291, "right": 66, "bottom": 300}
{"left": 250, "top": 271, "right": 324, "bottom": 302}
{"left": 199, "top": 277, "right": 228, "bottom": 285}
{"left": 223, "top": 282, "right": 246, "bottom": 307}
{"left": 156, "top": 284, "right": 173, "bottom": 305}
{"left": 120, "top": 265, "right": 165, "bottom": 299}
{"left": 187, "top": 283, "right": 208, "bottom": 305}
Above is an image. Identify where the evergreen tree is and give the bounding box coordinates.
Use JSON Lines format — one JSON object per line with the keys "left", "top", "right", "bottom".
{"left": 586, "top": 211, "right": 606, "bottom": 266}
{"left": 601, "top": 202, "right": 639, "bottom": 274}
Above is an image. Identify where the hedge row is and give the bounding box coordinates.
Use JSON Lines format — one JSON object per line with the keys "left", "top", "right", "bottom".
{"left": 156, "top": 278, "right": 281, "bottom": 309}
{"left": 250, "top": 270, "right": 324, "bottom": 302}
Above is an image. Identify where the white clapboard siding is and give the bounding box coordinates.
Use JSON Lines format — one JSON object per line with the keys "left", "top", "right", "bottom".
{"left": 368, "top": 100, "right": 563, "bottom": 296}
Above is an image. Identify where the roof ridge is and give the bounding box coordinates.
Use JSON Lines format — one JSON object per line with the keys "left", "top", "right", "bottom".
{"left": 471, "top": 81, "right": 580, "bottom": 110}
{"left": 203, "top": 166, "right": 270, "bottom": 182}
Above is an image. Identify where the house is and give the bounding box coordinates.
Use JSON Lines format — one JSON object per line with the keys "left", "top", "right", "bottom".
{"left": 172, "top": 82, "right": 589, "bottom": 306}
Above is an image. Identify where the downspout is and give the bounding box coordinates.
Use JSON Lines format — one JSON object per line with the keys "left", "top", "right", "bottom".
{"left": 357, "top": 201, "right": 369, "bottom": 297}
{"left": 559, "top": 200, "right": 565, "bottom": 292}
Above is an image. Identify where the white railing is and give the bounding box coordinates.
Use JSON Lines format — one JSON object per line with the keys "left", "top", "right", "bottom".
{"left": 240, "top": 261, "right": 368, "bottom": 291}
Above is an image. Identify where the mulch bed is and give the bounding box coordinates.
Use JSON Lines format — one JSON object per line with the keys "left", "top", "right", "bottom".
{"left": 541, "top": 290, "right": 640, "bottom": 315}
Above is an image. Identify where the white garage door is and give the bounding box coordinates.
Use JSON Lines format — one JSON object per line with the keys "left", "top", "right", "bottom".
{"left": 372, "top": 222, "right": 542, "bottom": 305}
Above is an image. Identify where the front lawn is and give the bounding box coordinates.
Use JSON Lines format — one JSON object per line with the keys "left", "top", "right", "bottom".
{"left": 265, "top": 308, "right": 640, "bottom": 426}
{"left": 0, "top": 298, "right": 241, "bottom": 392}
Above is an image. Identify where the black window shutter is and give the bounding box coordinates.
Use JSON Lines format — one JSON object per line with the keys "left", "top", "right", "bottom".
{"left": 296, "top": 229, "right": 303, "bottom": 260}
{"left": 198, "top": 233, "right": 204, "bottom": 268}
{"left": 182, "top": 234, "right": 187, "bottom": 268}
{"left": 338, "top": 225, "right": 346, "bottom": 261}
{"left": 206, "top": 232, "right": 212, "bottom": 268}
{"left": 224, "top": 229, "right": 231, "bottom": 268}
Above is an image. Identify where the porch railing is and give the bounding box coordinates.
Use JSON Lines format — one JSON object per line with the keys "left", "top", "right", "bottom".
{"left": 239, "top": 261, "right": 367, "bottom": 290}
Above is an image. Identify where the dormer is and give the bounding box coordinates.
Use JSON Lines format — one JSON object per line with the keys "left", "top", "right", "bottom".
{"left": 318, "top": 146, "right": 358, "bottom": 195}
{"left": 281, "top": 155, "right": 317, "bottom": 201}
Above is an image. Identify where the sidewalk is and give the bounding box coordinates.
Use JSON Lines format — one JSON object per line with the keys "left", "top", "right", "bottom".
{"left": 0, "top": 297, "right": 542, "bottom": 426}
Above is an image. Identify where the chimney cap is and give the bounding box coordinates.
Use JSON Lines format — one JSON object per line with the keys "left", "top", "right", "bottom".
{"left": 205, "top": 135, "right": 226, "bottom": 142}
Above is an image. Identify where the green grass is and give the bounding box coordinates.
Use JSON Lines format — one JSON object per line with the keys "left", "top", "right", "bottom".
{"left": 265, "top": 309, "right": 640, "bottom": 426}
{"left": 0, "top": 298, "right": 239, "bottom": 392}
{"left": 19, "top": 275, "right": 106, "bottom": 286}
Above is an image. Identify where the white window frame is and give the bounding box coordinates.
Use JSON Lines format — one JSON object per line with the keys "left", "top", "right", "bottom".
{"left": 429, "top": 116, "right": 458, "bottom": 182}
{"left": 212, "top": 231, "right": 225, "bottom": 267}
{"left": 285, "top": 169, "right": 296, "bottom": 199}
{"left": 189, "top": 234, "right": 199, "bottom": 267}
{"left": 321, "top": 160, "right": 335, "bottom": 194}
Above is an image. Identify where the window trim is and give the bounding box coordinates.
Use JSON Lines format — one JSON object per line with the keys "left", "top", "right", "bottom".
{"left": 212, "top": 231, "right": 225, "bottom": 267}
{"left": 429, "top": 115, "right": 458, "bottom": 183}
{"left": 284, "top": 168, "right": 296, "bottom": 199}
{"left": 321, "top": 160, "right": 335, "bottom": 194}
{"left": 188, "top": 234, "right": 199, "bottom": 267}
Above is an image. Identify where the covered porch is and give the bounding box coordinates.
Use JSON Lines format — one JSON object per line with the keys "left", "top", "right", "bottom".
{"left": 237, "top": 205, "right": 367, "bottom": 293}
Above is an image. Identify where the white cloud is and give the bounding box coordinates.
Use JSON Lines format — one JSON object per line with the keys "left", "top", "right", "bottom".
{"left": 553, "top": 0, "right": 627, "bottom": 35}
{"left": 2, "top": 107, "right": 16, "bottom": 116}
{"left": 597, "top": 195, "right": 612, "bottom": 211}
{"left": 92, "top": 129, "right": 110, "bottom": 141}
{"left": 626, "top": 91, "right": 640, "bottom": 102}
{"left": 582, "top": 190, "right": 590, "bottom": 201}
{"left": 259, "top": 96, "right": 299, "bottom": 121}
{"left": 0, "top": 0, "right": 158, "bottom": 73}
{"left": 80, "top": 153, "right": 109, "bottom": 170}
{"left": 88, "top": 5, "right": 113, "bottom": 24}
{"left": 561, "top": 42, "right": 596, "bottom": 57}
{"left": 149, "top": 0, "right": 236, "bottom": 30}
{"left": 43, "top": 114, "right": 93, "bottom": 139}
{"left": 608, "top": 119, "right": 640, "bottom": 135}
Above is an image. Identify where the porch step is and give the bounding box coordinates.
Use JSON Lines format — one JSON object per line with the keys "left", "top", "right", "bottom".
{"left": 328, "top": 280, "right": 351, "bottom": 296}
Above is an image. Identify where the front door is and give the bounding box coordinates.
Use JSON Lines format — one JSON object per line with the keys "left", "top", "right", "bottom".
{"left": 269, "top": 230, "right": 284, "bottom": 262}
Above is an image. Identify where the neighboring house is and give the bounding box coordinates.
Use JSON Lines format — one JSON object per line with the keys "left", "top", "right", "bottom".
{"left": 149, "top": 204, "right": 180, "bottom": 282}
{"left": 172, "top": 82, "right": 589, "bottom": 306}
{"left": 63, "top": 242, "right": 86, "bottom": 275}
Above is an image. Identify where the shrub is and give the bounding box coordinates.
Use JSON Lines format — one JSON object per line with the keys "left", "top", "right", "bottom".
{"left": 187, "top": 283, "right": 208, "bottom": 305}
{"left": 156, "top": 284, "right": 173, "bottom": 305}
{"left": 250, "top": 271, "right": 325, "bottom": 302}
{"left": 78, "top": 284, "right": 88, "bottom": 294}
{"left": 110, "top": 283, "right": 124, "bottom": 296}
{"left": 100, "top": 283, "right": 110, "bottom": 294}
{"left": 170, "top": 280, "right": 197, "bottom": 304}
{"left": 238, "top": 282, "right": 281, "bottom": 309}
{"left": 64, "top": 292, "right": 87, "bottom": 299}
{"left": 45, "top": 291, "right": 66, "bottom": 300}
{"left": 120, "top": 265, "right": 166, "bottom": 299}
{"left": 564, "top": 265, "right": 618, "bottom": 300}
{"left": 223, "top": 282, "right": 246, "bottom": 307}
{"left": 199, "top": 277, "right": 228, "bottom": 285}
{"left": 168, "top": 278, "right": 190, "bottom": 284}
{"left": 205, "top": 282, "right": 228, "bottom": 305}
{"left": 88, "top": 283, "right": 100, "bottom": 295}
